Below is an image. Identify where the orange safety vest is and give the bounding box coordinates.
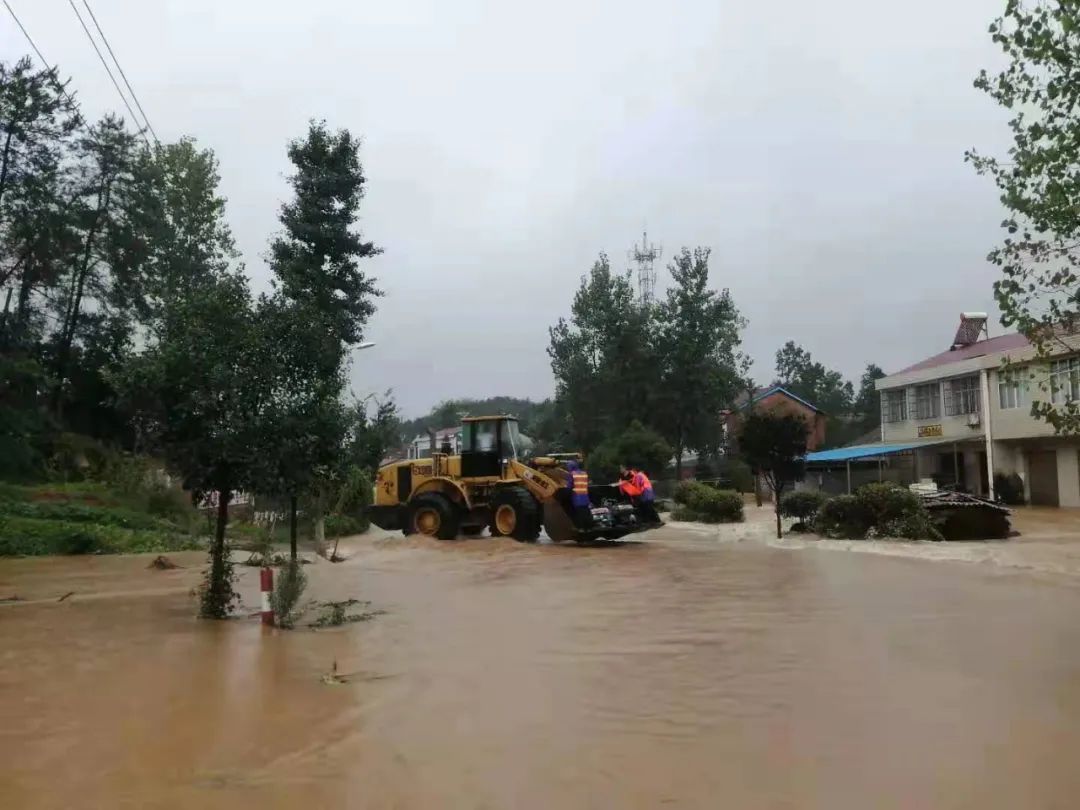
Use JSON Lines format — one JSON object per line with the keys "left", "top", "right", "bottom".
{"left": 570, "top": 470, "right": 590, "bottom": 506}
{"left": 633, "top": 470, "right": 654, "bottom": 501}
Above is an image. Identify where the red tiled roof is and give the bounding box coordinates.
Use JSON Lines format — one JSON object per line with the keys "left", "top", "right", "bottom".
{"left": 896, "top": 332, "right": 1031, "bottom": 375}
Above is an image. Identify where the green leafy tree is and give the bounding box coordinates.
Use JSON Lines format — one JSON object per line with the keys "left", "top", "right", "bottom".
{"left": 853, "top": 363, "right": 885, "bottom": 435}
{"left": 122, "top": 138, "right": 238, "bottom": 325}
{"left": 548, "top": 253, "right": 658, "bottom": 450}
{"left": 774, "top": 341, "right": 854, "bottom": 416}
{"left": 269, "top": 119, "right": 381, "bottom": 347}
{"left": 655, "top": 247, "right": 746, "bottom": 477}
{"left": 265, "top": 120, "right": 382, "bottom": 551}
{"left": 586, "top": 420, "right": 673, "bottom": 482}
{"left": 1, "top": 58, "right": 81, "bottom": 343}
{"left": 738, "top": 411, "right": 808, "bottom": 539}
{"left": 117, "top": 272, "right": 271, "bottom": 617}
{"left": 50, "top": 114, "right": 140, "bottom": 417}
{"left": 968, "top": 1, "right": 1080, "bottom": 433}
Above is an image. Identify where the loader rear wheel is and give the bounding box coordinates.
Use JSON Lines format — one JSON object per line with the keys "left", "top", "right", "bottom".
{"left": 407, "top": 493, "right": 460, "bottom": 540}
{"left": 489, "top": 487, "right": 541, "bottom": 542}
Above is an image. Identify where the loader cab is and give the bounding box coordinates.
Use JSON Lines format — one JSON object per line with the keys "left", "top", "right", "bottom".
{"left": 459, "top": 416, "right": 521, "bottom": 478}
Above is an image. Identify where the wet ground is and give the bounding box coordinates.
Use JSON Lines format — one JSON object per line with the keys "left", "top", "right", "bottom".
{"left": 5, "top": 508, "right": 1080, "bottom": 809}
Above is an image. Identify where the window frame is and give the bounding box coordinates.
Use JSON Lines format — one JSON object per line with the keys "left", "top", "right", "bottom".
{"left": 998, "top": 368, "right": 1023, "bottom": 410}
{"left": 911, "top": 382, "right": 940, "bottom": 421}
{"left": 944, "top": 376, "right": 980, "bottom": 416}
{"left": 882, "top": 388, "right": 908, "bottom": 423}
{"left": 1050, "top": 357, "right": 1080, "bottom": 405}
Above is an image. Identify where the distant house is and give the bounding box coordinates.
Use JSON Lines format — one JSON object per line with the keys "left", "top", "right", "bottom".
{"left": 870, "top": 314, "right": 1080, "bottom": 505}
{"left": 407, "top": 427, "right": 462, "bottom": 459}
{"left": 724, "top": 386, "right": 827, "bottom": 452}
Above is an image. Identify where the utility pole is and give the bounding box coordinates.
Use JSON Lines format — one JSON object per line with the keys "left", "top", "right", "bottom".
{"left": 629, "top": 230, "right": 661, "bottom": 307}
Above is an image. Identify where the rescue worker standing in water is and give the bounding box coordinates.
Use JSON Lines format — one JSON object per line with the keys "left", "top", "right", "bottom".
{"left": 631, "top": 466, "right": 661, "bottom": 525}
{"left": 566, "top": 460, "right": 592, "bottom": 528}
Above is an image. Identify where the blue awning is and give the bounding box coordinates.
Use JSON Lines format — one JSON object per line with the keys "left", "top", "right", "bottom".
{"left": 806, "top": 440, "right": 950, "bottom": 463}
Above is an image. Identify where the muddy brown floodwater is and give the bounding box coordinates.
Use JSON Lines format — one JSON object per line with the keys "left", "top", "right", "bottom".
{"left": 5, "top": 519, "right": 1080, "bottom": 809}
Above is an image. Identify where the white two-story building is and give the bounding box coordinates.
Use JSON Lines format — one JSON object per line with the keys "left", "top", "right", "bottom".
{"left": 876, "top": 315, "right": 1080, "bottom": 507}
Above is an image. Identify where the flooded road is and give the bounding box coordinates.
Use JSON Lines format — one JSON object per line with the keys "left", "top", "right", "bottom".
{"left": 5, "top": 519, "right": 1080, "bottom": 809}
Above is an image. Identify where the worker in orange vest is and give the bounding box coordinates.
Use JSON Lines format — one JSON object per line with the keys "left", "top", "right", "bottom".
{"left": 618, "top": 465, "right": 641, "bottom": 499}
{"left": 630, "top": 466, "right": 661, "bottom": 525}
{"left": 566, "top": 460, "right": 592, "bottom": 527}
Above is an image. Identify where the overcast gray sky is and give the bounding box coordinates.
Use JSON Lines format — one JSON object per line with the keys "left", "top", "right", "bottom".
{"left": 4, "top": 0, "right": 1011, "bottom": 416}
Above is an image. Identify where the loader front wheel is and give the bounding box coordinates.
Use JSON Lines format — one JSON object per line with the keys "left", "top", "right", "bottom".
{"left": 407, "top": 493, "right": 460, "bottom": 540}
{"left": 490, "top": 487, "right": 541, "bottom": 542}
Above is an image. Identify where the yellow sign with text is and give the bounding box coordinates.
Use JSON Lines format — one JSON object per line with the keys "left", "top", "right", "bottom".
{"left": 918, "top": 424, "right": 943, "bottom": 438}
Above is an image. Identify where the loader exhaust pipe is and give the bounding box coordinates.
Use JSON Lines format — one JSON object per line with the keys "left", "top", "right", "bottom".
{"left": 427, "top": 427, "right": 438, "bottom": 475}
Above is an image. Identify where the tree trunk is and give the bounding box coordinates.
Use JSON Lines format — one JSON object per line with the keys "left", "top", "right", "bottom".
{"left": 674, "top": 439, "right": 684, "bottom": 480}
{"left": 53, "top": 185, "right": 108, "bottom": 414}
{"left": 289, "top": 494, "right": 298, "bottom": 562}
{"left": 754, "top": 475, "right": 763, "bottom": 508}
{"left": 0, "top": 287, "right": 10, "bottom": 342}
{"left": 201, "top": 487, "right": 234, "bottom": 619}
{"left": 774, "top": 487, "right": 783, "bottom": 539}
{"left": 0, "top": 128, "right": 14, "bottom": 212}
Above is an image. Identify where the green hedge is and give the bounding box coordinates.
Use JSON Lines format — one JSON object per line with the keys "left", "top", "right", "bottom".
{"left": 816, "top": 484, "right": 941, "bottom": 541}
{"left": 0, "top": 515, "right": 202, "bottom": 556}
{"left": 0, "top": 499, "right": 178, "bottom": 531}
{"left": 671, "top": 481, "right": 744, "bottom": 523}
{"left": 325, "top": 513, "right": 369, "bottom": 538}
{"left": 779, "top": 491, "right": 827, "bottom": 521}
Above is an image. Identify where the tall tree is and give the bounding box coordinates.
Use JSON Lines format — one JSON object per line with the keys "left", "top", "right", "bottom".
{"left": 968, "top": 1, "right": 1080, "bottom": 433}
{"left": 853, "top": 363, "right": 885, "bottom": 435}
{"left": 117, "top": 272, "right": 271, "bottom": 617}
{"left": 269, "top": 119, "right": 381, "bottom": 348}
{"left": 266, "top": 120, "right": 382, "bottom": 550}
{"left": 0, "top": 57, "right": 81, "bottom": 347}
{"left": 50, "top": 114, "right": 139, "bottom": 415}
{"left": 738, "top": 411, "right": 808, "bottom": 539}
{"left": 655, "top": 247, "right": 746, "bottom": 477}
{"left": 122, "top": 138, "right": 238, "bottom": 327}
{"left": 774, "top": 341, "right": 854, "bottom": 416}
{"left": 548, "top": 253, "right": 658, "bottom": 450}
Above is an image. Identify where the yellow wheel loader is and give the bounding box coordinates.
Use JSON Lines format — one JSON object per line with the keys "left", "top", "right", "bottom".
{"left": 368, "top": 415, "right": 661, "bottom": 543}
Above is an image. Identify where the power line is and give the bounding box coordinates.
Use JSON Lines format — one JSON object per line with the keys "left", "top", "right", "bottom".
{"left": 66, "top": 0, "right": 151, "bottom": 148}
{"left": 2, "top": 0, "right": 50, "bottom": 69}
{"left": 81, "top": 0, "right": 159, "bottom": 145}
{"left": 2, "top": 0, "right": 83, "bottom": 118}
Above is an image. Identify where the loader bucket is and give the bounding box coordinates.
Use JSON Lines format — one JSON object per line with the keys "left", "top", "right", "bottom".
{"left": 542, "top": 500, "right": 579, "bottom": 543}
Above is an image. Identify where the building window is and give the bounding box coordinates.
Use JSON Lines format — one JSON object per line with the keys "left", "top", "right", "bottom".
{"left": 882, "top": 389, "right": 907, "bottom": 423}
{"left": 998, "top": 369, "right": 1023, "bottom": 410}
{"left": 912, "top": 383, "right": 940, "bottom": 420}
{"left": 1051, "top": 357, "right": 1080, "bottom": 404}
{"left": 944, "top": 376, "right": 980, "bottom": 416}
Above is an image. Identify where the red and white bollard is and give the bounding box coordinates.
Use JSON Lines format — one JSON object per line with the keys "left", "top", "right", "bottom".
{"left": 260, "top": 567, "right": 274, "bottom": 627}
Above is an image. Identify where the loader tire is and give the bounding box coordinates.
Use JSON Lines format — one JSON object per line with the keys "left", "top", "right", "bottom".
{"left": 490, "top": 487, "right": 541, "bottom": 542}
{"left": 407, "top": 493, "right": 460, "bottom": 540}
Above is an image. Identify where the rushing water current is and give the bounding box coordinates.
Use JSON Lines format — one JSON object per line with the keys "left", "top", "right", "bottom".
{"left": 4, "top": 521, "right": 1080, "bottom": 809}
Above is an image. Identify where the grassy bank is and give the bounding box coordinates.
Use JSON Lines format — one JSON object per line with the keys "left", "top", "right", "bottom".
{"left": 0, "top": 482, "right": 203, "bottom": 557}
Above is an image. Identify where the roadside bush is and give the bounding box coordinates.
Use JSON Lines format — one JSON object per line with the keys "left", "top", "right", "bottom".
{"left": 325, "top": 514, "right": 368, "bottom": 538}
{"left": 816, "top": 484, "right": 941, "bottom": 540}
{"left": 816, "top": 495, "right": 873, "bottom": 539}
{"left": 779, "top": 491, "right": 827, "bottom": 521}
{"left": 0, "top": 516, "right": 201, "bottom": 556}
{"left": 673, "top": 480, "right": 709, "bottom": 506}
{"left": 857, "top": 483, "right": 922, "bottom": 525}
{"left": 271, "top": 560, "right": 308, "bottom": 629}
{"left": 719, "top": 458, "right": 755, "bottom": 493}
{"left": 671, "top": 482, "right": 743, "bottom": 523}
{"left": 0, "top": 499, "right": 176, "bottom": 531}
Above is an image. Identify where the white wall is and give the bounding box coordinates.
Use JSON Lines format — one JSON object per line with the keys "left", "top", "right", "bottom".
{"left": 1057, "top": 448, "right": 1080, "bottom": 508}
